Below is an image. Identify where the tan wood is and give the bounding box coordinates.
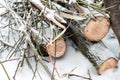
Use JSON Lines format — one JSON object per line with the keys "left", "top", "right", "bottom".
{"left": 46, "top": 39, "right": 66, "bottom": 58}
{"left": 84, "top": 16, "right": 110, "bottom": 41}
{"left": 98, "top": 57, "right": 118, "bottom": 74}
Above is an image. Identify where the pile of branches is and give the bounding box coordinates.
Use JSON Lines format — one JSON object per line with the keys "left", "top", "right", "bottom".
{"left": 0, "top": 0, "right": 118, "bottom": 80}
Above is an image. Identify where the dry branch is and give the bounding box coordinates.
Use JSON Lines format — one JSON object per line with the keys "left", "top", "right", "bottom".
{"left": 28, "top": 0, "right": 66, "bottom": 29}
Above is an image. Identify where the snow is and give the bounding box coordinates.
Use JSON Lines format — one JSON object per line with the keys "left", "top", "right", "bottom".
{"left": 102, "top": 28, "right": 120, "bottom": 57}
{"left": 0, "top": 0, "right": 120, "bottom": 80}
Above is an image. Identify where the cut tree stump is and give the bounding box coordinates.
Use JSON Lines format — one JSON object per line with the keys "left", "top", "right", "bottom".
{"left": 104, "top": 0, "right": 120, "bottom": 43}
{"left": 65, "top": 20, "right": 118, "bottom": 74}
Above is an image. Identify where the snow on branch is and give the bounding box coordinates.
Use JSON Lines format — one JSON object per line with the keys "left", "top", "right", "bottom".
{"left": 29, "top": 0, "right": 66, "bottom": 29}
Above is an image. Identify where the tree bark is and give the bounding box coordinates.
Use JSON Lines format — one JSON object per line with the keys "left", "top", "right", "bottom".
{"left": 104, "top": 0, "right": 120, "bottom": 43}
{"left": 65, "top": 20, "right": 118, "bottom": 74}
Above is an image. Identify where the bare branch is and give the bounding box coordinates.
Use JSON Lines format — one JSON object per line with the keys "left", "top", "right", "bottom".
{"left": 28, "top": 0, "right": 66, "bottom": 29}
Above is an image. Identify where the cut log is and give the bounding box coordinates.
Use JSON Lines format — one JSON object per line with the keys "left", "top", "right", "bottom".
{"left": 83, "top": 16, "right": 110, "bottom": 41}
{"left": 65, "top": 20, "right": 118, "bottom": 74}
{"left": 104, "top": 0, "right": 120, "bottom": 43}
{"left": 98, "top": 57, "right": 118, "bottom": 74}
{"left": 46, "top": 38, "right": 66, "bottom": 58}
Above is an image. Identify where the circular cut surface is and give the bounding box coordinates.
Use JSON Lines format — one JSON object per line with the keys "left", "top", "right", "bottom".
{"left": 46, "top": 39, "right": 66, "bottom": 58}
{"left": 84, "top": 16, "right": 110, "bottom": 41}
{"left": 98, "top": 58, "right": 118, "bottom": 75}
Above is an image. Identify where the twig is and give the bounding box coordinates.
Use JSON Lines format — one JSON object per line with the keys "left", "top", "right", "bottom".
{"left": 0, "top": 61, "right": 11, "bottom": 80}
{"left": 88, "top": 70, "right": 92, "bottom": 80}
{"left": 32, "top": 60, "right": 42, "bottom": 80}
{"left": 26, "top": 35, "right": 54, "bottom": 79}
{"left": 49, "top": 55, "right": 61, "bottom": 78}
{"left": 7, "top": 35, "right": 24, "bottom": 59}
{"left": 25, "top": 55, "right": 38, "bottom": 79}
{"left": 32, "top": 60, "right": 37, "bottom": 80}
{"left": 62, "top": 68, "right": 92, "bottom": 80}
{"left": 13, "top": 49, "right": 26, "bottom": 80}
{"left": 49, "top": 27, "right": 67, "bottom": 44}
{"left": 28, "top": 0, "right": 66, "bottom": 29}
{"left": 3, "top": 1, "right": 53, "bottom": 79}
{"left": 2, "top": 55, "right": 35, "bottom": 63}
{"left": 29, "top": 0, "right": 67, "bottom": 44}
{"left": 68, "top": 73, "right": 92, "bottom": 80}
{"left": 77, "top": 0, "right": 109, "bottom": 17}
{"left": 71, "top": 2, "right": 84, "bottom": 13}
{"left": 25, "top": 56, "right": 42, "bottom": 80}
{"left": 13, "top": 60, "right": 21, "bottom": 80}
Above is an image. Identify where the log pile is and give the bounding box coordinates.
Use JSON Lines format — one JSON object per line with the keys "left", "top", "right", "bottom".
{"left": 65, "top": 19, "right": 118, "bottom": 74}
{"left": 1, "top": 0, "right": 120, "bottom": 79}
{"left": 54, "top": 1, "right": 118, "bottom": 74}
{"left": 10, "top": 0, "right": 119, "bottom": 75}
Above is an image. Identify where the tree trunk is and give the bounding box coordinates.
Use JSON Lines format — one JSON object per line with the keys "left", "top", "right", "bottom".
{"left": 104, "top": 0, "right": 120, "bottom": 44}
{"left": 65, "top": 20, "right": 118, "bottom": 74}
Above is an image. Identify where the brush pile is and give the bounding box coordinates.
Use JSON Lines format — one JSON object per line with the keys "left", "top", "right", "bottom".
{"left": 0, "top": 0, "right": 118, "bottom": 79}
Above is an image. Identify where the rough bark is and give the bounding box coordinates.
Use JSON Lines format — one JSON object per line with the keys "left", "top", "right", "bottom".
{"left": 104, "top": 0, "right": 120, "bottom": 43}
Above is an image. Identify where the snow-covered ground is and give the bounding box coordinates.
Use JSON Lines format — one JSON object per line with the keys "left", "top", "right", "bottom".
{"left": 0, "top": 0, "right": 120, "bottom": 80}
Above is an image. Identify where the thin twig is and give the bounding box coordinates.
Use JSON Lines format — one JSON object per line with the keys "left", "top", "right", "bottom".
{"left": 2, "top": 55, "right": 35, "bottom": 63}
{"left": 68, "top": 73, "right": 92, "bottom": 80}
{"left": 32, "top": 60, "right": 42, "bottom": 80}
{"left": 32, "top": 60, "right": 37, "bottom": 80}
{"left": 26, "top": 36, "right": 54, "bottom": 79}
{"left": 13, "top": 60, "right": 21, "bottom": 80}
{"left": 25, "top": 53, "right": 42, "bottom": 80}
{"left": 62, "top": 67, "right": 76, "bottom": 77}
{"left": 7, "top": 36, "right": 24, "bottom": 59}
{"left": 88, "top": 70, "right": 92, "bottom": 80}
{"left": 0, "top": 61, "right": 11, "bottom": 80}
{"left": 49, "top": 56, "right": 61, "bottom": 78}
{"left": 13, "top": 50, "right": 26, "bottom": 80}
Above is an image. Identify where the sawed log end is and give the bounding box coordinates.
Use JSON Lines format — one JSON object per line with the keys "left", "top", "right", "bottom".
{"left": 98, "top": 57, "right": 118, "bottom": 75}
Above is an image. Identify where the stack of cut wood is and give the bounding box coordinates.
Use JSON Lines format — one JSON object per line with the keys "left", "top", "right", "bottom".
{"left": 50, "top": 1, "right": 118, "bottom": 75}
